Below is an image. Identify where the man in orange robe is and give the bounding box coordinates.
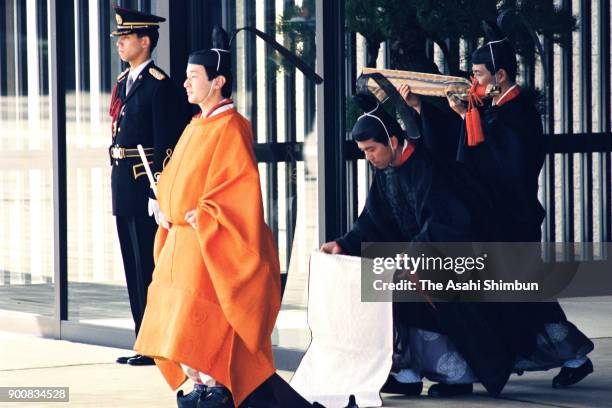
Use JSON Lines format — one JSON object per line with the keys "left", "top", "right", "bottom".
{"left": 133, "top": 30, "right": 283, "bottom": 407}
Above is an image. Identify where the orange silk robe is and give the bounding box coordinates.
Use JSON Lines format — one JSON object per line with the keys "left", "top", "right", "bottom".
{"left": 134, "top": 108, "right": 281, "bottom": 406}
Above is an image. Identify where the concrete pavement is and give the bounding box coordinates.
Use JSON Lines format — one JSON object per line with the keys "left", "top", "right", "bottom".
{"left": 1, "top": 330, "right": 610, "bottom": 407}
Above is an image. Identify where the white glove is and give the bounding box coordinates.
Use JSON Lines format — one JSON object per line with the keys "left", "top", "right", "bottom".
{"left": 148, "top": 198, "right": 170, "bottom": 229}
{"left": 148, "top": 198, "right": 160, "bottom": 221}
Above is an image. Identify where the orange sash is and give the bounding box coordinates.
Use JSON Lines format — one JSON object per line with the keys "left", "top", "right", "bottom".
{"left": 465, "top": 79, "right": 520, "bottom": 146}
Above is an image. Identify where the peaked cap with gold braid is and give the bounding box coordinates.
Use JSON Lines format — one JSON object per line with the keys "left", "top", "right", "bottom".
{"left": 110, "top": 5, "right": 165, "bottom": 37}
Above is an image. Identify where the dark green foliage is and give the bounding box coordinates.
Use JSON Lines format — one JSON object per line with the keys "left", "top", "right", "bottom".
{"left": 275, "top": 0, "right": 316, "bottom": 76}
{"left": 346, "top": 0, "right": 576, "bottom": 74}
{"left": 274, "top": 1, "right": 576, "bottom": 127}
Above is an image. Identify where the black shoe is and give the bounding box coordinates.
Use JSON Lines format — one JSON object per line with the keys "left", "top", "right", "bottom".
{"left": 127, "top": 355, "right": 155, "bottom": 366}
{"left": 116, "top": 354, "right": 138, "bottom": 364}
{"left": 344, "top": 394, "right": 358, "bottom": 408}
{"left": 178, "top": 386, "right": 207, "bottom": 408}
{"left": 427, "top": 383, "right": 473, "bottom": 398}
{"left": 198, "top": 387, "right": 234, "bottom": 408}
{"left": 380, "top": 375, "right": 423, "bottom": 396}
{"left": 552, "top": 359, "right": 594, "bottom": 389}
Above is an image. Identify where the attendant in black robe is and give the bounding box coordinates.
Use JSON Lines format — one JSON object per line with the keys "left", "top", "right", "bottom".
{"left": 443, "top": 38, "right": 594, "bottom": 389}
{"left": 321, "top": 93, "right": 519, "bottom": 398}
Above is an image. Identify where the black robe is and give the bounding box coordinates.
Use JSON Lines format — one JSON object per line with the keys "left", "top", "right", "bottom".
{"left": 436, "top": 90, "right": 591, "bottom": 384}
{"left": 336, "top": 146, "right": 515, "bottom": 395}
{"left": 336, "top": 146, "right": 493, "bottom": 254}
{"left": 457, "top": 91, "right": 546, "bottom": 242}
{"left": 456, "top": 93, "right": 591, "bottom": 345}
{"left": 419, "top": 97, "right": 463, "bottom": 163}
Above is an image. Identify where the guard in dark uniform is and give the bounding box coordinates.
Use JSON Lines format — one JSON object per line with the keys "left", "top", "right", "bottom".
{"left": 108, "top": 6, "right": 191, "bottom": 366}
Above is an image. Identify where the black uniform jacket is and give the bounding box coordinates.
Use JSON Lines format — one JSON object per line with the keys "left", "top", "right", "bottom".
{"left": 110, "top": 61, "right": 191, "bottom": 216}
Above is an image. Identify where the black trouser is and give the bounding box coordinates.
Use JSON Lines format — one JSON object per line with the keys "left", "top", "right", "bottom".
{"left": 115, "top": 215, "right": 157, "bottom": 335}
